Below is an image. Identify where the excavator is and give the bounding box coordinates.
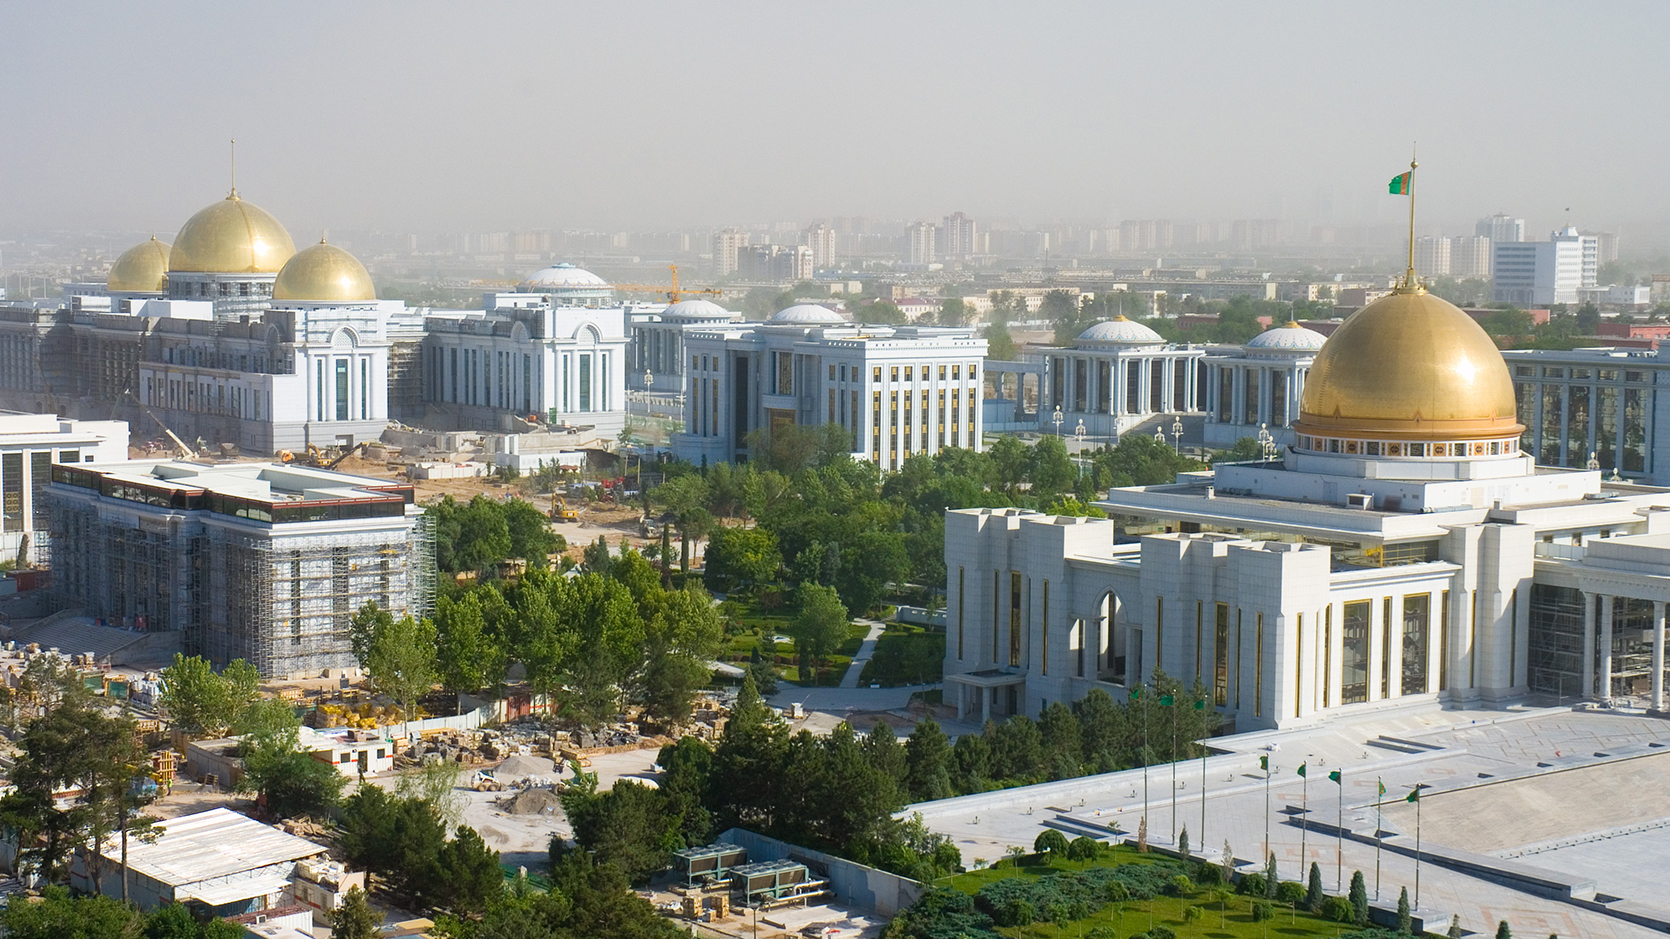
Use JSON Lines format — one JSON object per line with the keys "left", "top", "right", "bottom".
{"left": 277, "top": 441, "right": 368, "bottom": 470}
{"left": 549, "top": 491, "right": 579, "bottom": 523}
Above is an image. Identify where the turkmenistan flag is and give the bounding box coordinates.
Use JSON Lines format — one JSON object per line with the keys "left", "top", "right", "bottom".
{"left": 1297, "top": 762, "right": 1307, "bottom": 778}
{"left": 1328, "top": 770, "right": 1342, "bottom": 784}
{"left": 1377, "top": 779, "right": 1387, "bottom": 796}
{"left": 1406, "top": 788, "right": 1421, "bottom": 803}
{"left": 1160, "top": 694, "right": 1175, "bottom": 706}
{"left": 1389, "top": 171, "right": 1412, "bottom": 195}
{"left": 1259, "top": 755, "right": 1269, "bottom": 771}
{"left": 1129, "top": 687, "right": 1141, "bottom": 701}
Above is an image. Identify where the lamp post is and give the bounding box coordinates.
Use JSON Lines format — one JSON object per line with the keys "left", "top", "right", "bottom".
{"left": 1074, "top": 420, "right": 1087, "bottom": 478}
{"left": 1171, "top": 416, "right": 1184, "bottom": 454}
{"left": 1587, "top": 451, "right": 1600, "bottom": 472}
{"left": 1053, "top": 405, "right": 1064, "bottom": 440}
{"left": 1257, "top": 423, "right": 1278, "bottom": 462}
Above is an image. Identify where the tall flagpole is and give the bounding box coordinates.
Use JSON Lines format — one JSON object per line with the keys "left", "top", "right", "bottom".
{"left": 1334, "top": 770, "right": 1343, "bottom": 892}
{"left": 1375, "top": 777, "right": 1383, "bottom": 901}
{"left": 1414, "top": 786, "right": 1424, "bottom": 911}
{"left": 1200, "top": 699, "right": 1208, "bottom": 850}
{"left": 1299, "top": 763, "right": 1308, "bottom": 872}
{"left": 1262, "top": 755, "right": 1271, "bottom": 865}
{"left": 1404, "top": 146, "right": 1418, "bottom": 289}
{"left": 1142, "top": 691, "right": 1149, "bottom": 845}
{"left": 1170, "top": 697, "right": 1178, "bottom": 844}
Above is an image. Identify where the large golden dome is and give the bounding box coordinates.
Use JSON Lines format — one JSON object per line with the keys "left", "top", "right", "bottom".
{"left": 272, "top": 240, "right": 376, "bottom": 303}
{"left": 1294, "top": 287, "right": 1522, "bottom": 443}
{"left": 107, "top": 236, "right": 171, "bottom": 292}
{"left": 169, "top": 193, "right": 295, "bottom": 274}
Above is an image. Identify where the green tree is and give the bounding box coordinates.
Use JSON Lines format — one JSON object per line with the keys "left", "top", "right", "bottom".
{"left": 703, "top": 525, "right": 782, "bottom": 588}
{"left": 1212, "top": 436, "right": 1265, "bottom": 464}
{"left": 1033, "top": 828, "right": 1069, "bottom": 857}
{"left": 1265, "top": 851, "right": 1278, "bottom": 898}
{"left": 1349, "top": 869, "right": 1369, "bottom": 925}
{"left": 904, "top": 716, "right": 954, "bottom": 802}
{"left": 1, "top": 885, "right": 139, "bottom": 939}
{"left": 432, "top": 591, "right": 506, "bottom": 696}
{"left": 236, "top": 698, "right": 346, "bottom": 817}
{"left": 1496, "top": 921, "right": 1512, "bottom": 939}
{"left": 861, "top": 300, "right": 907, "bottom": 324}
{"left": 158, "top": 654, "right": 262, "bottom": 739}
{"left": 1398, "top": 885, "right": 1412, "bottom": 933}
{"left": 1307, "top": 861, "right": 1324, "bottom": 911}
{"left": 504, "top": 498, "right": 562, "bottom": 568}
{"left": 793, "top": 582, "right": 850, "bottom": 674}
{"left": 427, "top": 495, "right": 513, "bottom": 574}
{"left": 330, "top": 886, "right": 379, "bottom": 939}
{"left": 439, "top": 825, "right": 505, "bottom": 916}
{"left": 1178, "top": 824, "right": 1190, "bottom": 860}
{"left": 936, "top": 297, "right": 968, "bottom": 326}
{"left": 638, "top": 584, "right": 724, "bottom": 725}
{"left": 567, "top": 780, "right": 675, "bottom": 884}
{"left": 363, "top": 612, "right": 438, "bottom": 731}
{"left": 1448, "top": 914, "right": 1463, "bottom": 939}
{"left": 1066, "top": 835, "right": 1100, "bottom": 862}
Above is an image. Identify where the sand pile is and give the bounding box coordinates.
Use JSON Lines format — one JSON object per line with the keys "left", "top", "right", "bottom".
{"left": 497, "top": 754, "right": 556, "bottom": 778}
{"left": 502, "top": 787, "right": 562, "bottom": 816}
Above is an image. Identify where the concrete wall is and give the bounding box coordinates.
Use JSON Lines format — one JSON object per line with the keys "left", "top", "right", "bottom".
{"left": 717, "top": 828, "right": 924, "bottom": 918}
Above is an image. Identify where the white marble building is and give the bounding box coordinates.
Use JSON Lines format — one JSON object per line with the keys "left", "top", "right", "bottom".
{"left": 946, "top": 284, "right": 1670, "bottom": 732}
{"left": 1200, "top": 320, "right": 1328, "bottom": 448}
{"left": 1039, "top": 316, "right": 1205, "bottom": 440}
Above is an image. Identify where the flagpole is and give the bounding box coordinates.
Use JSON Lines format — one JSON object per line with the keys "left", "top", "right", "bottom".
{"left": 1414, "top": 787, "right": 1423, "bottom": 911}
{"left": 1375, "top": 777, "right": 1382, "bottom": 901}
{"left": 1200, "top": 700, "right": 1208, "bottom": 851}
{"left": 1142, "top": 691, "right": 1149, "bottom": 845}
{"left": 1336, "top": 772, "right": 1343, "bottom": 892}
{"left": 1300, "top": 767, "right": 1307, "bottom": 871}
{"left": 1263, "top": 758, "right": 1271, "bottom": 866}
{"left": 1405, "top": 147, "right": 1418, "bottom": 288}
{"left": 1171, "top": 698, "right": 1178, "bottom": 844}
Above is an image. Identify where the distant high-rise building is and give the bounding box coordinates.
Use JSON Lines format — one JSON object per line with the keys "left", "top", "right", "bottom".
{"left": 737, "top": 244, "right": 811, "bottom": 283}
{"left": 803, "top": 223, "right": 836, "bottom": 271}
{"left": 1476, "top": 213, "right": 1525, "bottom": 244}
{"left": 907, "top": 222, "right": 936, "bottom": 265}
{"left": 1414, "top": 236, "right": 1451, "bottom": 276}
{"left": 1554, "top": 227, "right": 1600, "bottom": 288}
{"left": 1118, "top": 219, "right": 1175, "bottom": 252}
{"left": 1231, "top": 219, "right": 1281, "bottom": 249}
{"left": 1493, "top": 227, "right": 1589, "bottom": 305}
{"left": 941, "top": 212, "right": 979, "bottom": 260}
{"left": 1449, "top": 235, "right": 1493, "bottom": 278}
{"left": 1582, "top": 230, "right": 1620, "bottom": 267}
{"left": 713, "top": 228, "right": 748, "bottom": 277}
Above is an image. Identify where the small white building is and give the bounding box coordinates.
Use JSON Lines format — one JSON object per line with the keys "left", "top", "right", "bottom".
{"left": 672, "top": 305, "right": 987, "bottom": 469}
{"left": 1200, "top": 320, "right": 1329, "bottom": 448}
{"left": 0, "top": 412, "right": 128, "bottom": 565}
{"left": 1038, "top": 316, "right": 1206, "bottom": 441}
{"left": 71, "top": 808, "right": 341, "bottom": 919}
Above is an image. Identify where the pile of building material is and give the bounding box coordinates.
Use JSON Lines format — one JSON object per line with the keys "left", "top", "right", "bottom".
{"left": 500, "top": 787, "right": 563, "bottom": 816}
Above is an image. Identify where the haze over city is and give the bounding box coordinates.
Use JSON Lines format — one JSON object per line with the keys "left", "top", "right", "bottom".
{"left": 4, "top": 1, "right": 1670, "bottom": 242}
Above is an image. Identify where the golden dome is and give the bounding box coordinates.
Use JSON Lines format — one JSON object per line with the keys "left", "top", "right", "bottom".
{"left": 272, "top": 239, "right": 376, "bottom": 303}
{"left": 107, "top": 236, "right": 171, "bottom": 292}
{"left": 169, "top": 193, "right": 295, "bottom": 274}
{"left": 1294, "top": 287, "right": 1522, "bottom": 442}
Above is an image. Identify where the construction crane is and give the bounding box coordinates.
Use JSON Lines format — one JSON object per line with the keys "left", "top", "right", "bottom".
{"left": 471, "top": 265, "right": 722, "bottom": 304}
{"left": 144, "top": 408, "right": 201, "bottom": 460}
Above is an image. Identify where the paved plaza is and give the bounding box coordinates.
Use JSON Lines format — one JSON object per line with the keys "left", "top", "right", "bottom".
{"left": 909, "top": 705, "right": 1670, "bottom": 938}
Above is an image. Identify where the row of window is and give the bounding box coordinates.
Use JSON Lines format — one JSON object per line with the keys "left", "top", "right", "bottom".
{"left": 1514, "top": 364, "right": 1647, "bottom": 383}
{"left": 146, "top": 375, "right": 264, "bottom": 422}
{"left": 1298, "top": 435, "right": 1519, "bottom": 458}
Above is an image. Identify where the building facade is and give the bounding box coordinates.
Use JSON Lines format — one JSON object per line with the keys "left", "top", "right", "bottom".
{"left": 1492, "top": 227, "right": 1598, "bottom": 306}
{"left": 1504, "top": 346, "right": 1670, "bottom": 482}
{"left": 628, "top": 299, "right": 742, "bottom": 396}
{"left": 49, "top": 460, "right": 432, "bottom": 678}
{"left": 1038, "top": 317, "right": 1206, "bottom": 440}
{"left": 671, "top": 305, "right": 986, "bottom": 469}
{"left": 1200, "top": 321, "right": 1329, "bottom": 448}
{"left": 907, "top": 223, "right": 936, "bottom": 266}
{"left": 946, "top": 284, "right": 1670, "bottom": 731}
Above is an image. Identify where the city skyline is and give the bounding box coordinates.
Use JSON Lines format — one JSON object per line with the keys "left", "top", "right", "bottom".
{"left": 3, "top": 2, "right": 1669, "bottom": 246}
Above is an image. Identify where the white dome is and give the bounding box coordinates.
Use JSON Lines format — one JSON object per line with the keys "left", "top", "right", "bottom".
{"left": 1076, "top": 315, "right": 1162, "bottom": 345}
{"left": 769, "top": 303, "right": 846, "bottom": 325}
{"left": 1245, "top": 321, "right": 1328, "bottom": 352}
{"left": 663, "top": 299, "right": 734, "bottom": 320}
{"left": 520, "top": 263, "right": 610, "bottom": 290}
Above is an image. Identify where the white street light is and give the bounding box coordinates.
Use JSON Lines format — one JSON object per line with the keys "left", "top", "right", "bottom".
{"left": 1052, "top": 405, "right": 1064, "bottom": 439}
{"left": 1171, "top": 416, "right": 1184, "bottom": 454}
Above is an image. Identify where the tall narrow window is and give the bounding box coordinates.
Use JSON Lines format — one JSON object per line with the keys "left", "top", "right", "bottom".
{"left": 1342, "top": 600, "right": 1370, "bottom": 704}
{"left": 1295, "top": 613, "right": 1304, "bottom": 718}
{"left": 1381, "top": 597, "right": 1393, "bottom": 698}
{"left": 1439, "top": 590, "right": 1451, "bottom": 691}
{"left": 578, "top": 354, "right": 592, "bottom": 412}
{"left": 1402, "top": 594, "right": 1430, "bottom": 695}
{"left": 1254, "top": 613, "right": 1264, "bottom": 717}
{"left": 335, "top": 359, "right": 350, "bottom": 421}
{"left": 1154, "top": 597, "right": 1164, "bottom": 671}
{"left": 1214, "top": 603, "right": 1229, "bottom": 706}
{"left": 992, "top": 571, "right": 1000, "bottom": 664}
{"left": 1009, "top": 571, "right": 1022, "bottom": 667}
{"left": 1195, "top": 600, "right": 1204, "bottom": 684}
{"left": 361, "top": 359, "right": 369, "bottom": 418}
{"left": 957, "top": 567, "right": 965, "bottom": 660}
{"left": 1041, "top": 580, "right": 1049, "bottom": 676}
{"left": 1234, "top": 609, "right": 1243, "bottom": 710}
{"left": 1323, "top": 605, "right": 1333, "bottom": 707}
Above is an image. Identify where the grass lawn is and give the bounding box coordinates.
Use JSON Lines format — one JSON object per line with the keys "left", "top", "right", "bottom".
{"left": 857, "top": 624, "right": 944, "bottom": 686}
{"left": 945, "top": 848, "right": 1358, "bottom": 939}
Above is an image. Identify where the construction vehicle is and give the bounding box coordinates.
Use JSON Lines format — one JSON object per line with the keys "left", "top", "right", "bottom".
{"left": 145, "top": 408, "right": 202, "bottom": 459}
{"left": 471, "top": 770, "right": 505, "bottom": 792}
{"left": 549, "top": 492, "right": 579, "bottom": 522}
{"left": 277, "top": 441, "right": 367, "bottom": 470}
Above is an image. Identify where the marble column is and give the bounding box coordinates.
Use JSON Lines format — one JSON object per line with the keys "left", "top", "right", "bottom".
{"left": 1599, "top": 595, "right": 1614, "bottom": 704}
{"left": 981, "top": 685, "right": 992, "bottom": 725}
{"left": 1581, "top": 591, "right": 1596, "bottom": 700}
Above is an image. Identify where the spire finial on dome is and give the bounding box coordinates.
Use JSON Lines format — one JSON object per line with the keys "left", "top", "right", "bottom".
{"left": 1393, "top": 144, "right": 1421, "bottom": 294}
{"left": 228, "top": 138, "right": 239, "bottom": 200}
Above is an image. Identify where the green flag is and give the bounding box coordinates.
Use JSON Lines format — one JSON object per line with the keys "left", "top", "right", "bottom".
{"left": 1259, "top": 755, "right": 1268, "bottom": 771}
{"left": 1406, "top": 788, "right": 1420, "bottom": 803}
{"left": 1328, "top": 770, "right": 1341, "bottom": 785}
{"left": 1296, "top": 762, "right": 1306, "bottom": 778}
{"left": 1377, "top": 779, "right": 1386, "bottom": 796}
{"left": 1389, "top": 171, "right": 1412, "bottom": 195}
{"left": 1160, "top": 694, "right": 1175, "bottom": 706}
{"left": 1194, "top": 699, "right": 1206, "bottom": 710}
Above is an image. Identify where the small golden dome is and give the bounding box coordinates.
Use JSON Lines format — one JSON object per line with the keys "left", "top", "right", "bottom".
{"left": 1294, "top": 288, "right": 1522, "bottom": 441}
{"left": 272, "top": 239, "right": 376, "bottom": 303}
{"left": 169, "top": 193, "right": 295, "bottom": 274}
{"left": 108, "top": 236, "right": 171, "bottom": 292}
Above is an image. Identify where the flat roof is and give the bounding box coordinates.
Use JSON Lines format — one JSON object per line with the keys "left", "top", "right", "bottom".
{"left": 69, "top": 460, "right": 404, "bottom": 503}
{"left": 98, "top": 808, "right": 326, "bottom": 887}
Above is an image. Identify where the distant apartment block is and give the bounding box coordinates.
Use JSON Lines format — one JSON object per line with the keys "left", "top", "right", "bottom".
{"left": 803, "top": 223, "right": 836, "bottom": 271}
{"left": 941, "top": 212, "right": 979, "bottom": 260}
{"left": 1449, "top": 235, "right": 1493, "bottom": 278}
{"left": 737, "top": 245, "right": 812, "bottom": 284}
{"left": 1414, "top": 236, "right": 1451, "bottom": 276}
{"left": 1477, "top": 213, "right": 1525, "bottom": 244}
{"left": 1493, "top": 228, "right": 1595, "bottom": 306}
{"left": 713, "top": 228, "right": 748, "bottom": 278}
{"left": 907, "top": 222, "right": 937, "bottom": 266}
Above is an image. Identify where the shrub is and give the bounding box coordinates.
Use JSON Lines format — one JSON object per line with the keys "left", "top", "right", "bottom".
{"left": 1087, "top": 928, "right": 1118, "bottom": 939}
{"left": 997, "top": 899, "right": 1036, "bottom": 927}
{"left": 1167, "top": 874, "right": 1194, "bottom": 897}
{"left": 1185, "top": 905, "right": 1205, "bottom": 922}
{"left": 1321, "top": 896, "right": 1356, "bottom": 923}
{"left": 1067, "top": 835, "right": 1101, "bottom": 862}
{"left": 1237, "top": 872, "right": 1267, "bottom": 896}
{"left": 1149, "top": 927, "right": 1177, "bottom": 939}
{"left": 1276, "top": 880, "right": 1307, "bottom": 906}
{"left": 1194, "top": 860, "right": 1223, "bottom": 886}
{"left": 1252, "top": 901, "right": 1274, "bottom": 922}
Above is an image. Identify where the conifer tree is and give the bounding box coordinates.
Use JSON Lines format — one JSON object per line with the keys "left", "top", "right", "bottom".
{"left": 1306, "top": 862, "right": 1324, "bottom": 912}
{"left": 1349, "top": 870, "right": 1368, "bottom": 926}
{"left": 1397, "top": 886, "right": 1411, "bottom": 933}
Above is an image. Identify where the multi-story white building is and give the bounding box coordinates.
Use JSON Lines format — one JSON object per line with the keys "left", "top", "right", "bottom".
{"left": 1477, "top": 213, "right": 1525, "bottom": 244}
{"left": 0, "top": 413, "right": 127, "bottom": 565}
{"left": 1414, "top": 236, "right": 1451, "bottom": 276}
{"left": 803, "top": 223, "right": 836, "bottom": 271}
{"left": 671, "top": 305, "right": 985, "bottom": 469}
{"left": 421, "top": 292, "right": 634, "bottom": 438}
{"left": 628, "top": 298, "right": 743, "bottom": 396}
{"left": 907, "top": 223, "right": 937, "bottom": 267}
{"left": 1038, "top": 317, "right": 1206, "bottom": 440}
{"left": 941, "top": 212, "right": 978, "bottom": 260}
{"left": 49, "top": 460, "right": 431, "bottom": 678}
{"left": 945, "top": 284, "right": 1670, "bottom": 730}
{"left": 1200, "top": 321, "right": 1329, "bottom": 448}
{"left": 1449, "top": 235, "right": 1493, "bottom": 278}
{"left": 1493, "top": 231, "right": 1582, "bottom": 307}
{"left": 713, "top": 229, "right": 748, "bottom": 278}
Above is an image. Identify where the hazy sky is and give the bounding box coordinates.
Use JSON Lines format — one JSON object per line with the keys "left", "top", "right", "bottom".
{"left": 4, "top": 1, "right": 1668, "bottom": 243}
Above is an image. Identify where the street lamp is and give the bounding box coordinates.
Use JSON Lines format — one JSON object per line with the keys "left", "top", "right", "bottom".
{"left": 1257, "top": 423, "right": 1278, "bottom": 462}
{"left": 1586, "top": 451, "right": 1600, "bottom": 472}
{"left": 1074, "top": 420, "right": 1087, "bottom": 478}
{"left": 1052, "top": 405, "right": 1064, "bottom": 439}
{"left": 1171, "top": 416, "right": 1184, "bottom": 454}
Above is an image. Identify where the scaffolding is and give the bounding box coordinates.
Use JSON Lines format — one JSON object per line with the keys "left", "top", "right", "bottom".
{"left": 1530, "top": 585, "right": 1660, "bottom": 700}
